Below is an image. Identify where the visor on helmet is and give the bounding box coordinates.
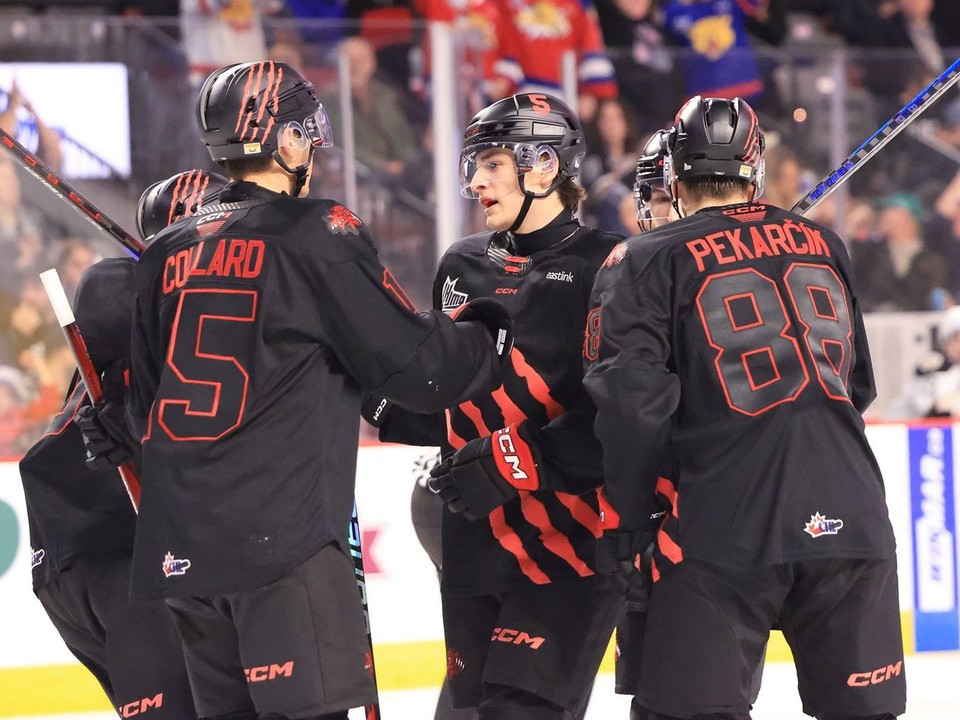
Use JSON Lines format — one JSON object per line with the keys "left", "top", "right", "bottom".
{"left": 281, "top": 106, "right": 334, "bottom": 150}
{"left": 459, "top": 142, "right": 560, "bottom": 199}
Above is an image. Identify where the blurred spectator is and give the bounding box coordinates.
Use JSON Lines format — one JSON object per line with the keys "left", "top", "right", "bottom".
{"left": 0, "top": 79, "right": 63, "bottom": 172}
{"left": 412, "top": 0, "right": 511, "bottom": 111}
{"left": 923, "top": 169, "right": 960, "bottom": 302}
{"left": 179, "top": 0, "right": 270, "bottom": 88}
{"left": 593, "top": 0, "right": 684, "bottom": 127}
{"left": 851, "top": 191, "right": 947, "bottom": 311}
{"left": 659, "top": 0, "right": 787, "bottom": 106}
{"left": 581, "top": 98, "right": 642, "bottom": 231}
{"left": 493, "top": 0, "right": 618, "bottom": 123}
{"left": 56, "top": 237, "right": 99, "bottom": 304}
{"left": 0, "top": 155, "right": 49, "bottom": 292}
{"left": 0, "top": 359, "right": 60, "bottom": 456}
{"left": 321, "top": 36, "right": 418, "bottom": 183}
{"left": 760, "top": 142, "right": 808, "bottom": 209}
{"left": 892, "top": 305, "right": 960, "bottom": 418}
{"left": 831, "top": 0, "right": 950, "bottom": 115}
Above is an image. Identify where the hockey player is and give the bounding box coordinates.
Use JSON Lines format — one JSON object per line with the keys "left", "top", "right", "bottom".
{"left": 127, "top": 60, "right": 512, "bottom": 720}
{"left": 18, "top": 168, "right": 226, "bottom": 720}
{"left": 633, "top": 129, "right": 674, "bottom": 233}
{"left": 394, "top": 93, "right": 626, "bottom": 720}
{"left": 584, "top": 96, "right": 906, "bottom": 720}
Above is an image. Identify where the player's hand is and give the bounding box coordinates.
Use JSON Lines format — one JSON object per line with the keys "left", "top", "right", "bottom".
{"left": 75, "top": 401, "right": 138, "bottom": 471}
{"left": 74, "top": 360, "right": 138, "bottom": 471}
{"left": 427, "top": 424, "right": 538, "bottom": 520}
{"left": 596, "top": 529, "right": 654, "bottom": 610}
{"left": 450, "top": 298, "right": 514, "bottom": 364}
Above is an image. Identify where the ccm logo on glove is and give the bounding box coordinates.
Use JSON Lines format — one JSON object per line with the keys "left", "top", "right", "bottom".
{"left": 492, "top": 425, "right": 538, "bottom": 491}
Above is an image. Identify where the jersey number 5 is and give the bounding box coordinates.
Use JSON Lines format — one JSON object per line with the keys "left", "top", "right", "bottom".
{"left": 696, "top": 263, "right": 853, "bottom": 416}
{"left": 158, "top": 288, "right": 258, "bottom": 441}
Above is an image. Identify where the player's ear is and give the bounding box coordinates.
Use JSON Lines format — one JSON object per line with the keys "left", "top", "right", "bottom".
{"left": 527, "top": 145, "right": 559, "bottom": 192}
{"left": 277, "top": 122, "right": 310, "bottom": 163}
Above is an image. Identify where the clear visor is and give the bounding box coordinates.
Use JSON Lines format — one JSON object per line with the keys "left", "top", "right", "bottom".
{"left": 458, "top": 142, "right": 556, "bottom": 199}
{"left": 293, "top": 106, "right": 334, "bottom": 148}
{"left": 634, "top": 180, "right": 672, "bottom": 228}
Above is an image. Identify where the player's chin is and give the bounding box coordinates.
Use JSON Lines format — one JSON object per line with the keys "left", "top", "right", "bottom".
{"left": 483, "top": 209, "right": 511, "bottom": 232}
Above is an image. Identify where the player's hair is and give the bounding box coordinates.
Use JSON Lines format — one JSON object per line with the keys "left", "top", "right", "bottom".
{"left": 219, "top": 155, "right": 275, "bottom": 179}
{"left": 679, "top": 176, "right": 752, "bottom": 205}
{"left": 557, "top": 176, "right": 587, "bottom": 212}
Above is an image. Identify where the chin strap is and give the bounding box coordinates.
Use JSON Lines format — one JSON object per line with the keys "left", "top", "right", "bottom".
{"left": 273, "top": 148, "right": 313, "bottom": 198}
{"left": 508, "top": 173, "right": 568, "bottom": 233}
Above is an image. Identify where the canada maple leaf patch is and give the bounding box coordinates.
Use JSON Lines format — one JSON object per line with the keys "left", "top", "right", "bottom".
{"left": 324, "top": 204, "right": 363, "bottom": 235}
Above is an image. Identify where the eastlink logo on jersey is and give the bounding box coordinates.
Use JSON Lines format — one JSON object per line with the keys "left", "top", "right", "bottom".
{"left": 545, "top": 270, "right": 574, "bottom": 283}
{"left": 909, "top": 426, "right": 959, "bottom": 651}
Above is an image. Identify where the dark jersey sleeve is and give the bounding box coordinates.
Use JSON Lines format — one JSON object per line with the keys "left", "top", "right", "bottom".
{"left": 838, "top": 242, "right": 878, "bottom": 414}
{"left": 582, "top": 242, "right": 681, "bottom": 531}
{"left": 305, "top": 224, "right": 502, "bottom": 414}
{"left": 127, "top": 250, "right": 166, "bottom": 442}
{"left": 515, "top": 394, "right": 604, "bottom": 494}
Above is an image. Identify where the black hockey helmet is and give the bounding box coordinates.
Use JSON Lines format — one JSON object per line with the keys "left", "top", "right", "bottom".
{"left": 665, "top": 95, "right": 765, "bottom": 198}
{"left": 196, "top": 61, "right": 332, "bottom": 195}
{"left": 459, "top": 93, "right": 585, "bottom": 200}
{"left": 136, "top": 169, "right": 229, "bottom": 242}
{"left": 634, "top": 129, "right": 669, "bottom": 224}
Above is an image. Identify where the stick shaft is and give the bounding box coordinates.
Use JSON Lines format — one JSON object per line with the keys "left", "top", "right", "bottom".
{"left": 0, "top": 126, "right": 144, "bottom": 256}
{"left": 792, "top": 55, "right": 960, "bottom": 216}
{"left": 39, "top": 269, "right": 141, "bottom": 511}
{"left": 349, "top": 502, "right": 382, "bottom": 720}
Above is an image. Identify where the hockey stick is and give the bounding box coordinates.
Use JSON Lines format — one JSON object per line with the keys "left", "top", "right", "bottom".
{"left": 349, "top": 500, "right": 383, "bottom": 720}
{"left": 38, "top": 268, "right": 142, "bottom": 512}
{"left": 792, "top": 55, "right": 960, "bottom": 216}
{"left": 0, "top": 126, "right": 145, "bottom": 257}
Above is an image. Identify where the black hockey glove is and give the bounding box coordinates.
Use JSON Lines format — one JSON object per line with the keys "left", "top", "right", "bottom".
{"left": 596, "top": 529, "right": 654, "bottom": 610}
{"left": 450, "top": 298, "right": 515, "bottom": 364}
{"left": 427, "top": 424, "right": 539, "bottom": 520}
{"left": 74, "top": 360, "right": 139, "bottom": 471}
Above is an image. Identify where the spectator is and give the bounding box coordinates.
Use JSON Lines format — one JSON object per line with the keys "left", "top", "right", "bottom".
{"left": 580, "top": 98, "right": 643, "bottom": 231}
{"left": 494, "top": 0, "right": 618, "bottom": 122}
{"left": 593, "top": 0, "right": 684, "bottom": 126}
{"left": 760, "top": 142, "right": 807, "bottom": 209}
{"left": 56, "top": 238, "right": 100, "bottom": 305}
{"left": 0, "top": 79, "right": 63, "bottom": 172}
{"left": 924, "top": 168, "right": 960, "bottom": 302}
{"left": 179, "top": 0, "right": 269, "bottom": 88}
{"left": 851, "top": 191, "right": 947, "bottom": 311}
{"left": 0, "top": 362, "right": 60, "bottom": 456}
{"left": 321, "top": 36, "right": 418, "bottom": 183}
{"left": 659, "top": 0, "right": 786, "bottom": 106}
{"left": 892, "top": 305, "right": 960, "bottom": 417}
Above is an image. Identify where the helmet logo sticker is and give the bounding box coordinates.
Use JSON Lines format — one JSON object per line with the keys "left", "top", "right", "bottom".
{"left": 243, "top": 142, "right": 261, "bottom": 155}
{"left": 528, "top": 93, "right": 552, "bottom": 115}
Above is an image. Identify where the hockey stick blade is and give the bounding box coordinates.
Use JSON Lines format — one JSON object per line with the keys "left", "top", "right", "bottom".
{"left": 0, "top": 127, "right": 144, "bottom": 257}
{"left": 39, "top": 268, "right": 142, "bottom": 511}
{"left": 792, "top": 55, "right": 960, "bottom": 216}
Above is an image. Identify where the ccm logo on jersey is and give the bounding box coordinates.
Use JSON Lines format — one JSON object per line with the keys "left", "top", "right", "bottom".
{"left": 492, "top": 425, "right": 539, "bottom": 491}
{"left": 117, "top": 693, "right": 163, "bottom": 717}
{"left": 847, "top": 661, "right": 902, "bottom": 687}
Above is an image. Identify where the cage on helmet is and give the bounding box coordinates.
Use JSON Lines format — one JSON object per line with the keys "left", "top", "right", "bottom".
{"left": 196, "top": 61, "right": 333, "bottom": 164}
{"left": 136, "top": 169, "right": 229, "bottom": 242}
{"left": 459, "top": 93, "right": 585, "bottom": 199}
{"left": 664, "top": 95, "right": 765, "bottom": 198}
{"left": 634, "top": 129, "right": 669, "bottom": 223}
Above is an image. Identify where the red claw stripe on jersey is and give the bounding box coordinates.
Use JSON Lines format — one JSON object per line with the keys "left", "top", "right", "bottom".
{"left": 652, "top": 476, "right": 683, "bottom": 579}
{"left": 492, "top": 425, "right": 539, "bottom": 491}
{"left": 555, "top": 492, "right": 603, "bottom": 538}
{"left": 510, "top": 349, "right": 564, "bottom": 420}
{"left": 489, "top": 506, "right": 551, "bottom": 584}
{"left": 518, "top": 494, "right": 592, "bottom": 577}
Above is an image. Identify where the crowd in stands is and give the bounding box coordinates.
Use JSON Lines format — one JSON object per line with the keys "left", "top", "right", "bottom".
{"left": 3, "top": 0, "right": 960, "bottom": 440}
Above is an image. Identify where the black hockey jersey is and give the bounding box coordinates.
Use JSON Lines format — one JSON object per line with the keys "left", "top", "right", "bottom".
{"left": 436, "top": 211, "right": 624, "bottom": 595}
{"left": 584, "top": 203, "right": 897, "bottom": 570}
{"left": 128, "top": 181, "right": 503, "bottom": 600}
{"left": 19, "top": 258, "right": 138, "bottom": 590}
